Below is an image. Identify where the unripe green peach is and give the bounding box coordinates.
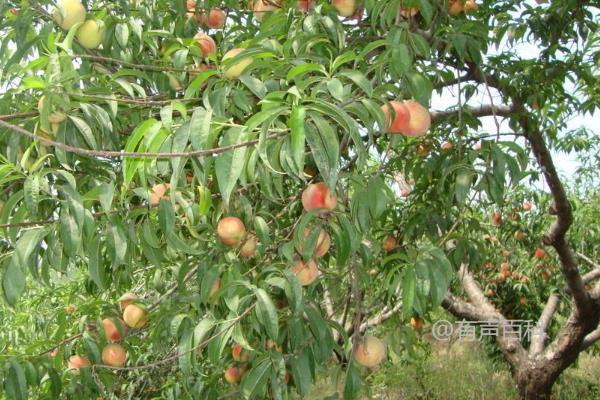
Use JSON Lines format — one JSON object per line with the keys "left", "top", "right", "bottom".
{"left": 53, "top": 0, "right": 86, "bottom": 30}
{"left": 76, "top": 19, "right": 105, "bottom": 49}
{"left": 222, "top": 48, "right": 253, "bottom": 79}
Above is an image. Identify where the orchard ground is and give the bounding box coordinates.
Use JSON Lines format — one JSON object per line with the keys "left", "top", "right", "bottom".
{"left": 302, "top": 315, "right": 600, "bottom": 399}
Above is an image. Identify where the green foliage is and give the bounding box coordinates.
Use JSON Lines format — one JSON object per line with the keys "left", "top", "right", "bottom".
{"left": 0, "top": 0, "right": 598, "bottom": 399}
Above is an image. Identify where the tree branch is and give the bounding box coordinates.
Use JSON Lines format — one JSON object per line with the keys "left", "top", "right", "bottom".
{"left": 530, "top": 294, "right": 560, "bottom": 356}
{"left": 455, "top": 264, "right": 527, "bottom": 365}
{"left": 431, "top": 104, "right": 514, "bottom": 122}
{"left": 515, "top": 102, "right": 590, "bottom": 313}
{"left": 0, "top": 118, "right": 288, "bottom": 159}
{"left": 578, "top": 252, "right": 600, "bottom": 284}
{"left": 580, "top": 328, "right": 600, "bottom": 351}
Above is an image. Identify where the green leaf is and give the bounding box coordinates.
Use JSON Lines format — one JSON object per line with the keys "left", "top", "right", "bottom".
{"left": 287, "top": 63, "right": 327, "bottom": 81}
{"left": 123, "top": 119, "right": 162, "bottom": 185}
{"left": 407, "top": 73, "right": 433, "bottom": 106}
{"left": 69, "top": 115, "right": 97, "bottom": 149}
{"left": 455, "top": 170, "right": 474, "bottom": 205}
{"left": 255, "top": 288, "right": 279, "bottom": 340}
{"left": 215, "top": 127, "right": 248, "bottom": 207}
{"left": 115, "top": 23, "right": 129, "bottom": 48}
{"left": 3, "top": 261, "right": 25, "bottom": 307}
{"left": 390, "top": 43, "right": 412, "bottom": 76}
{"left": 241, "top": 359, "right": 272, "bottom": 399}
{"left": 88, "top": 235, "right": 106, "bottom": 290}
{"left": 239, "top": 75, "right": 267, "bottom": 98}
{"left": 338, "top": 70, "right": 373, "bottom": 97}
{"left": 3, "top": 228, "right": 47, "bottom": 305}
{"left": 5, "top": 358, "right": 28, "bottom": 400}
{"left": 289, "top": 105, "right": 306, "bottom": 175}
{"left": 417, "top": 0, "right": 433, "bottom": 24}
{"left": 290, "top": 352, "right": 313, "bottom": 396}
{"left": 344, "top": 360, "right": 362, "bottom": 399}
{"left": 189, "top": 107, "right": 212, "bottom": 150}
{"left": 402, "top": 268, "right": 416, "bottom": 318}
{"left": 306, "top": 114, "right": 339, "bottom": 188}
{"left": 326, "top": 78, "right": 345, "bottom": 102}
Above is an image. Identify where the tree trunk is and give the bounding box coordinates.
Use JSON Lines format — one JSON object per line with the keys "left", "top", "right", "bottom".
{"left": 516, "top": 368, "right": 555, "bottom": 400}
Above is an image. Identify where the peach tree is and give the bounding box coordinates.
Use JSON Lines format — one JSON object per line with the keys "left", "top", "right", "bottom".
{"left": 0, "top": 1, "right": 598, "bottom": 399}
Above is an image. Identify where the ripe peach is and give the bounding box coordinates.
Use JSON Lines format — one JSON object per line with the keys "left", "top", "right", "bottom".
{"left": 53, "top": 0, "right": 86, "bottom": 30}
{"left": 410, "top": 317, "right": 423, "bottom": 330}
{"left": 265, "top": 339, "right": 283, "bottom": 352}
{"left": 224, "top": 366, "right": 242, "bottom": 383}
{"left": 448, "top": 0, "right": 463, "bottom": 15}
{"left": 400, "top": 188, "right": 412, "bottom": 197}
{"left": 472, "top": 142, "right": 482, "bottom": 151}
{"left": 522, "top": 201, "right": 532, "bottom": 211}
{"left": 222, "top": 48, "right": 253, "bottom": 79}
{"left": 519, "top": 296, "right": 527, "bottom": 305}
{"left": 76, "top": 19, "right": 105, "bottom": 49}
{"left": 231, "top": 343, "right": 250, "bottom": 362}
{"left": 300, "top": 228, "right": 331, "bottom": 257}
{"left": 463, "top": 0, "right": 478, "bottom": 11}
{"left": 67, "top": 355, "right": 90, "bottom": 369}
{"left": 101, "top": 344, "right": 127, "bottom": 367}
{"left": 102, "top": 318, "right": 128, "bottom": 342}
{"left": 301, "top": 182, "right": 337, "bottom": 214}
{"left": 209, "top": 278, "right": 221, "bottom": 298}
{"left": 217, "top": 216, "right": 247, "bottom": 247}
{"left": 381, "top": 101, "right": 410, "bottom": 134}
{"left": 534, "top": 248, "right": 546, "bottom": 259}
{"left": 499, "top": 270, "right": 511, "bottom": 279}
{"left": 491, "top": 211, "right": 502, "bottom": 226}
{"left": 149, "top": 183, "right": 170, "bottom": 205}
{"left": 186, "top": 0, "right": 196, "bottom": 11}
{"left": 168, "top": 75, "right": 183, "bottom": 91}
{"left": 354, "top": 335, "right": 386, "bottom": 368}
{"left": 500, "top": 262, "right": 511, "bottom": 272}
{"left": 123, "top": 304, "right": 148, "bottom": 329}
{"left": 240, "top": 234, "right": 258, "bottom": 258}
{"left": 514, "top": 230, "right": 525, "bottom": 241}
{"left": 290, "top": 259, "right": 319, "bottom": 286}
{"left": 382, "top": 236, "right": 397, "bottom": 252}
{"left": 403, "top": 100, "right": 431, "bottom": 137}
{"left": 253, "top": 0, "right": 280, "bottom": 21}
{"left": 117, "top": 292, "right": 137, "bottom": 310}
{"left": 400, "top": 7, "right": 419, "bottom": 17}
{"left": 332, "top": 0, "right": 357, "bottom": 17}
{"left": 197, "top": 8, "right": 226, "bottom": 28}
{"left": 416, "top": 143, "right": 430, "bottom": 157}
{"left": 440, "top": 141, "right": 454, "bottom": 150}
{"left": 193, "top": 33, "right": 216, "bottom": 58}
{"left": 297, "top": 0, "right": 313, "bottom": 12}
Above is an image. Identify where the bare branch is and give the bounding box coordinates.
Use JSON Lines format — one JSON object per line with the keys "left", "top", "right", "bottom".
{"left": 580, "top": 328, "right": 600, "bottom": 351}
{"left": 0, "top": 119, "right": 288, "bottom": 159}
{"left": 441, "top": 293, "right": 486, "bottom": 321}
{"left": 578, "top": 252, "right": 600, "bottom": 284}
{"left": 358, "top": 303, "right": 401, "bottom": 333}
{"left": 515, "top": 106, "right": 590, "bottom": 312}
{"left": 454, "top": 264, "right": 527, "bottom": 364}
{"left": 431, "top": 104, "right": 514, "bottom": 122}
{"left": 530, "top": 294, "right": 560, "bottom": 356}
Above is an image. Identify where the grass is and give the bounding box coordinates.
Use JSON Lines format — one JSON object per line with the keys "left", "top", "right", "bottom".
{"left": 302, "top": 338, "right": 600, "bottom": 399}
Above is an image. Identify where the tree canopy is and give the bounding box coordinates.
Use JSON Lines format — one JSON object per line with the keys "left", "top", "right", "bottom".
{"left": 0, "top": 0, "right": 599, "bottom": 399}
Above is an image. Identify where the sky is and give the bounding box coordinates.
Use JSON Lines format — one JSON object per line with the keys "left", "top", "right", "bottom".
{"left": 431, "top": 35, "right": 591, "bottom": 183}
